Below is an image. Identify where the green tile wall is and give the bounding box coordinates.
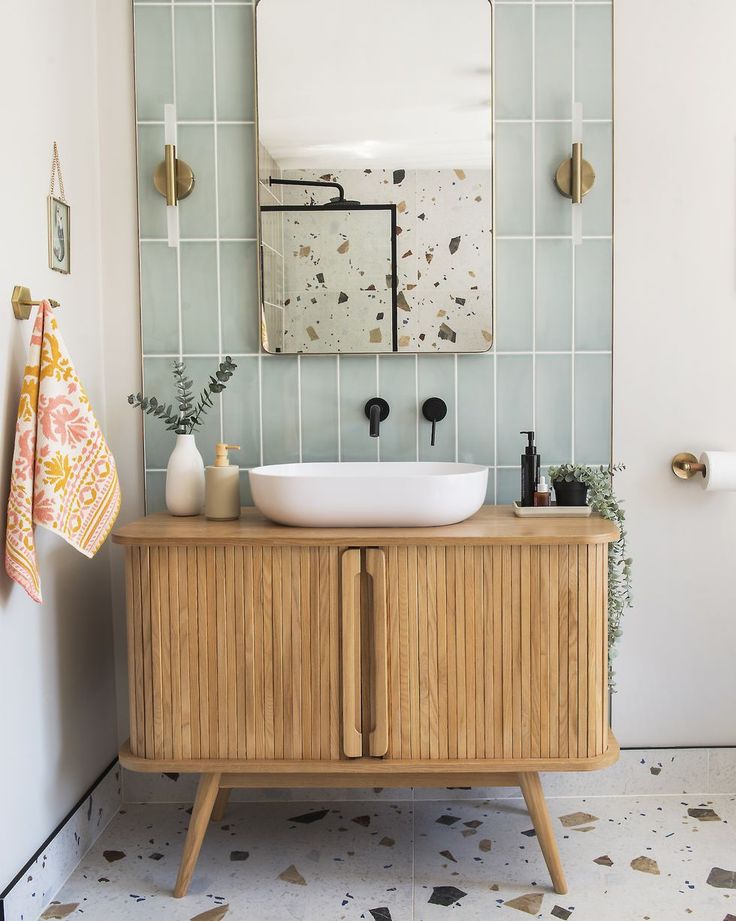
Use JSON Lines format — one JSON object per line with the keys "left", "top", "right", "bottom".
{"left": 133, "top": 0, "right": 613, "bottom": 511}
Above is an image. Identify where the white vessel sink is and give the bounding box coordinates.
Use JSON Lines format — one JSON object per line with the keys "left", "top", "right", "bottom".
{"left": 248, "top": 462, "right": 488, "bottom": 528}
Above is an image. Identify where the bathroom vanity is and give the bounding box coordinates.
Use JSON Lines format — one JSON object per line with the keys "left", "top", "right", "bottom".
{"left": 114, "top": 506, "right": 619, "bottom": 898}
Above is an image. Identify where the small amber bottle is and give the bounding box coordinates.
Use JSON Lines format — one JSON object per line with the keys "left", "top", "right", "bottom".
{"left": 533, "top": 475, "right": 551, "bottom": 507}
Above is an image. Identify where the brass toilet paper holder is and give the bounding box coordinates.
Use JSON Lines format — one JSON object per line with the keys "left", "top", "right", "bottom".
{"left": 672, "top": 452, "right": 706, "bottom": 479}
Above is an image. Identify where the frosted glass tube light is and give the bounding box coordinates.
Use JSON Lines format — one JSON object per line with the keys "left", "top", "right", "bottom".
{"left": 164, "top": 104, "right": 179, "bottom": 248}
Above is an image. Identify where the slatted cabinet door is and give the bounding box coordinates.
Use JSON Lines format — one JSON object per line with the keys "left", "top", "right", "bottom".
{"left": 126, "top": 544, "right": 343, "bottom": 761}
{"left": 382, "top": 544, "right": 609, "bottom": 762}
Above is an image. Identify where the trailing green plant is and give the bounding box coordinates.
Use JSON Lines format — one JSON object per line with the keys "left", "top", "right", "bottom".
{"left": 548, "top": 463, "right": 633, "bottom": 692}
{"left": 127, "top": 357, "right": 237, "bottom": 435}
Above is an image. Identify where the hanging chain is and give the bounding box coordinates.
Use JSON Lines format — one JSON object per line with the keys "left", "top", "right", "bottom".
{"left": 49, "top": 141, "right": 66, "bottom": 202}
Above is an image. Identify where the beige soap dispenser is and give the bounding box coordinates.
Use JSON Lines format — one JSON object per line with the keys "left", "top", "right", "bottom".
{"left": 205, "top": 443, "right": 241, "bottom": 520}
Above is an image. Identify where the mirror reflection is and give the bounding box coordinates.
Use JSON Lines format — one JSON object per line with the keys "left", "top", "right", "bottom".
{"left": 256, "top": 0, "right": 493, "bottom": 353}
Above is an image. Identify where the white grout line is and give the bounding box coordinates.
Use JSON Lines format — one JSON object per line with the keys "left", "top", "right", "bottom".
{"left": 494, "top": 1, "right": 611, "bottom": 4}
{"left": 531, "top": 0, "right": 537, "bottom": 436}
{"left": 142, "top": 235, "right": 610, "bottom": 244}
{"left": 297, "top": 355, "right": 303, "bottom": 462}
{"left": 453, "top": 355, "right": 459, "bottom": 462}
{"left": 170, "top": 6, "right": 183, "bottom": 361}
{"left": 211, "top": 0, "right": 224, "bottom": 443}
{"left": 492, "top": 350, "right": 498, "bottom": 502}
{"left": 257, "top": 354, "right": 263, "bottom": 466}
{"left": 414, "top": 356, "right": 420, "bottom": 461}
{"left": 135, "top": 2, "right": 254, "bottom": 7}
{"left": 374, "top": 355, "right": 380, "bottom": 461}
{"left": 336, "top": 355, "right": 342, "bottom": 461}
{"left": 496, "top": 234, "right": 611, "bottom": 241}
{"left": 140, "top": 237, "right": 257, "bottom": 243}
{"left": 141, "top": 350, "right": 613, "bottom": 359}
{"left": 570, "top": 3, "right": 577, "bottom": 464}
{"left": 138, "top": 120, "right": 255, "bottom": 125}
{"left": 497, "top": 117, "right": 611, "bottom": 124}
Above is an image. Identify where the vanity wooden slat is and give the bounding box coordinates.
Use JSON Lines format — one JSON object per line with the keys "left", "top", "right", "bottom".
{"left": 378, "top": 542, "right": 607, "bottom": 762}
{"left": 113, "top": 505, "right": 619, "bottom": 547}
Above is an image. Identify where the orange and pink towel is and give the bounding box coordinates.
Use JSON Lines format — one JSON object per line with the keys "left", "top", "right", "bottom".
{"left": 5, "top": 302, "right": 121, "bottom": 602}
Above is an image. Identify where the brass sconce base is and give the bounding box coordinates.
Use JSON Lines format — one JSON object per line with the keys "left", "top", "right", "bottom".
{"left": 554, "top": 156, "right": 595, "bottom": 201}
{"left": 153, "top": 157, "right": 195, "bottom": 202}
{"left": 671, "top": 452, "right": 706, "bottom": 479}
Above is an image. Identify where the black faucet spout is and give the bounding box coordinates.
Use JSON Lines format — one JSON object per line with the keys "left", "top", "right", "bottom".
{"left": 369, "top": 403, "right": 381, "bottom": 437}
{"left": 364, "top": 397, "right": 390, "bottom": 438}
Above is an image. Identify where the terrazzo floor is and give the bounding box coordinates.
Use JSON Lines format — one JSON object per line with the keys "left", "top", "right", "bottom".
{"left": 43, "top": 793, "right": 736, "bottom": 921}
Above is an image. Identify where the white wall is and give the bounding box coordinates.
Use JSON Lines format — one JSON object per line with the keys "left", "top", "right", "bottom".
{"left": 613, "top": 0, "right": 736, "bottom": 745}
{"left": 0, "top": 0, "right": 142, "bottom": 887}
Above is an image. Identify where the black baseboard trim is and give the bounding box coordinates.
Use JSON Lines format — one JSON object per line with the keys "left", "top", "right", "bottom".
{"left": 0, "top": 756, "right": 119, "bottom": 921}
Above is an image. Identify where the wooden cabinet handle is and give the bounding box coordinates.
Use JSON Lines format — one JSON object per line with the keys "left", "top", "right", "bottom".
{"left": 341, "top": 549, "right": 362, "bottom": 757}
{"left": 365, "top": 548, "right": 389, "bottom": 757}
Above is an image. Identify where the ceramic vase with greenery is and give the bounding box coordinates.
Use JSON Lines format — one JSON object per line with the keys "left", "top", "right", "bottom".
{"left": 128, "top": 357, "right": 237, "bottom": 516}
{"left": 548, "top": 463, "right": 633, "bottom": 691}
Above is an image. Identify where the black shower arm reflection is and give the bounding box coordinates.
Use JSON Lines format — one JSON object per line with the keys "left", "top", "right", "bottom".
{"left": 269, "top": 176, "right": 346, "bottom": 203}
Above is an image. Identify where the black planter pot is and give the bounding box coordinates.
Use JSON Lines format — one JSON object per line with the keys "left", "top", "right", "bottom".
{"left": 552, "top": 479, "right": 588, "bottom": 507}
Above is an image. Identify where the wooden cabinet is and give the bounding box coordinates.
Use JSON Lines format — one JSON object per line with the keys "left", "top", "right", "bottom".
{"left": 126, "top": 544, "right": 342, "bottom": 761}
{"left": 382, "top": 543, "right": 608, "bottom": 762}
{"left": 114, "top": 506, "right": 620, "bottom": 899}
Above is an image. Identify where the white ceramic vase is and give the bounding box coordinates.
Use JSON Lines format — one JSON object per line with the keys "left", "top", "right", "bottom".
{"left": 166, "top": 433, "right": 205, "bottom": 516}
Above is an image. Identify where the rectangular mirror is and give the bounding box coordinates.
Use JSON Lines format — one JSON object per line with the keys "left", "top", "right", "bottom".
{"left": 255, "top": 0, "right": 494, "bottom": 354}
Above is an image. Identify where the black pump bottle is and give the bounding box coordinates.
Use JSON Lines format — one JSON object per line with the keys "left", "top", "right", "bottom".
{"left": 520, "top": 430, "right": 540, "bottom": 507}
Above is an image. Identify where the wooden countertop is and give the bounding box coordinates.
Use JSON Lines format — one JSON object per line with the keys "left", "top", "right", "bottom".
{"left": 113, "top": 505, "right": 619, "bottom": 547}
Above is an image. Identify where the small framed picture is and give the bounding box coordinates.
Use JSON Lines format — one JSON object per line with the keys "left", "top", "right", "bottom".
{"left": 48, "top": 195, "right": 70, "bottom": 274}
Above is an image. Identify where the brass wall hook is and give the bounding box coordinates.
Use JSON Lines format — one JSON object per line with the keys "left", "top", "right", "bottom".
{"left": 554, "top": 142, "right": 595, "bottom": 204}
{"left": 153, "top": 144, "right": 195, "bottom": 205}
{"left": 12, "top": 285, "right": 60, "bottom": 320}
{"left": 671, "top": 452, "right": 706, "bottom": 479}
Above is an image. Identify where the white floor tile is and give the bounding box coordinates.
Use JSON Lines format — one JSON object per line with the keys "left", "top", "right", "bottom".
{"left": 46, "top": 794, "right": 736, "bottom": 921}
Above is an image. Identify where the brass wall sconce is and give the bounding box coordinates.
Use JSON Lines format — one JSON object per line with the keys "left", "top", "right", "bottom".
{"left": 554, "top": 142, "right": 595, "bottom": 205}
{"left": 12, "top": 285, "right": 60, "bottom": 320}
{"left": 553, "top": 103, "right": 595, "bottom": 245}
{"left": 153, "top": 144, "right": 195, "bottom": 206}
{"left": 154, "top": 105, "right": 195, "bottom": 247}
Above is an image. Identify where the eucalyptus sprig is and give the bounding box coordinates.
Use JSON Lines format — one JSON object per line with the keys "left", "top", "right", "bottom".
{"left": 127, "top": 356, "right": 238, "bottom": 435}
{"left": 548, "top": 463, "right": 633, "bottom": 693}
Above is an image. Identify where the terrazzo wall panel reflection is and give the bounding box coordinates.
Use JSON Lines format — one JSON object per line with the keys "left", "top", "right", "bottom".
{"left": 133, "top": 1, "right": 613, "bottom": 508}
{"left": 272, "top": 167, "right": 492, "bottom": 353}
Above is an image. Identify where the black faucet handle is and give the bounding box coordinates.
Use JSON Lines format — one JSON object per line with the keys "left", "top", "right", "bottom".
{"left": 364, "top": 397, "right": 390, "bottom": 437}
{"left": 422, "top": 397, "right": 448, "bottom": 447}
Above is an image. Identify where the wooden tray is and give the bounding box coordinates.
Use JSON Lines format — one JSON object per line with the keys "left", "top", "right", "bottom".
{"left": 513, "top": 501, "right": 592, "bottom": 518}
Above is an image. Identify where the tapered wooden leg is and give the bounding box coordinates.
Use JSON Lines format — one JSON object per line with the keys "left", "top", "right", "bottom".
{"left": 174, "top": 772, "right": 222, "bottom": 898}
{"left": 210, "top": 788, "right": 231, "bottom": 822}
{"left": 518, "top": 772, "right": 568, "bottom": 895}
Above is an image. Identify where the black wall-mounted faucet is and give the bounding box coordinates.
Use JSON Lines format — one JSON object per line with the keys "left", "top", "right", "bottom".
{"left": 364, "top": 398, "right": 390, "bottom": 437}
{"left": 422, "top": 398, "right": 447, "bottom": 446}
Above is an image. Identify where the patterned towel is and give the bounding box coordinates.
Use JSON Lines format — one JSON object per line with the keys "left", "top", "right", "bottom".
{"left": 5, "top": 302, "right": 121, "bottom": 602}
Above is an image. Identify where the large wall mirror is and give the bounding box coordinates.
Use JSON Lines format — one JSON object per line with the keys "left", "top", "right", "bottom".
{"left": 255, "top": 0, "right": 494, "bottom": 354}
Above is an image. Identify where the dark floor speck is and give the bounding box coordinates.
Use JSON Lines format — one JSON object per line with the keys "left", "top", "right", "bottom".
{"left": 102, "top": 850, "right": 125, "bottom": 863}
{"left": 435, "top": 815, "right": 461, "bottom": 826}
{"left": 428, "top": 885, "right": 467, "bottom": 906}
